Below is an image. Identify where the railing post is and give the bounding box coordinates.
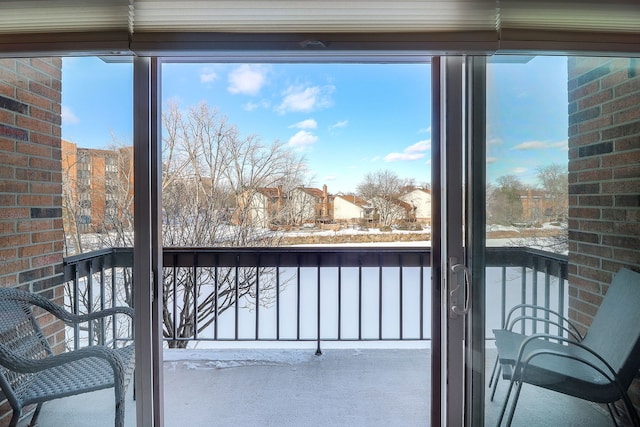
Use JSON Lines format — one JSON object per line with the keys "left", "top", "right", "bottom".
{"left": 419, "top": 253, "right": 425, "bottom": 340}
{"left": 337, "top": 254, "right": 342, "bottom": 341}
{"left": 296, "top": 254, "right": 301, "bottom": 341}
{"left": 73, "top": 264, "right": 80, "bottom": 350}
{"left": 275, "top": 254, "right": 280, "bottom": 341}
{"left": 193, "top": 253, "right": 199, "bottom": 340}
{"left": 520, "top": 266, "right": 527, "bottom": 335}
{"left": 316, "top": 254, "right": 322, "bottom": 356}
{"left": 87, "top": 259, "right": 93, "bottom": 346}
{"left": 544, "top": 260, "right": 551, "bottom": 335}
{"left": 500, "top": 266, "right": 506, "bottom": 329}
{"left": 235, "top": 254, "right": 239, "bottom": 340}
{"left": 111, "top": 252, "right": 117, "bottom": 348}
{"left": 99, "top": 258, "right": 105, "bottom": 346}
{"left": 256, "top": 254, "right": 260, "bottom": 341}
{"left": 378, "top": 253, "right": 383, "bottom": 340}
{"left": 399, "top": 253, "right": 403, "bottom": 340}
{"left": 172, "top": 254, "right": 178, "bottom": 342}
{"left": 358, "top": 254, "right": 362, "bottom": 341}
{"left": 214, "top": 253, "right": 218, "bottom": 341}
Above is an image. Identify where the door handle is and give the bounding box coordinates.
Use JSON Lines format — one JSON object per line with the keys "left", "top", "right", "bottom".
{"left": 449, "top": 259, "right": 471, "bottom": 317}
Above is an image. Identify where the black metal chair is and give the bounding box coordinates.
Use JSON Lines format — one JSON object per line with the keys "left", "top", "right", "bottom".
{"left": 493, "top": 268, "right": 640, "bottom": 427}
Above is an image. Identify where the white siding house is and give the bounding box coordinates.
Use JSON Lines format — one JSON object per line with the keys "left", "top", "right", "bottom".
{"left": 399, "top": 189, "right": 432, "bottom": 225}
{"left": 333, "top": 195, "right": 373, "bottom": 223}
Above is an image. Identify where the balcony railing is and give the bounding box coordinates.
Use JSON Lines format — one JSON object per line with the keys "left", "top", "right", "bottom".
{"left": 62, "top": 246, "right": 567, "bottom": 352}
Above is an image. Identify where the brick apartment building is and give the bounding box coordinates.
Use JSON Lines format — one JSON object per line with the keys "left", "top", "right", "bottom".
{"left": 61, "top": 140, "right": 134, "bottom": 236}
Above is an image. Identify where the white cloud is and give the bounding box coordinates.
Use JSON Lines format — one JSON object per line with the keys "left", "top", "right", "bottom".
{"left": 419, "top": 126, "right": 432, "bottom": 134}
{"left": 277, "top": 85, "right": 335, "bottom": 114}
{"left": 384, "top": 152, "right": 425, "bottom": 162}
{"left": 512, "top": 140, "right": 550, "bottom": 150}
{"left": 228, "top": 65, "right": 267, "bottom": 96}
{"left": 405, "top": 139, "right": 431, "bottom": 153}
{"left": 511, "top": 139, "right": 569, "bottom": 151}
{"left": 551, "top": 139, "right": 569, "bottom": 151}
{"left": 486, "top": 157, "right": 498, "bottom": 164}
{"left": 243, "top": 100, "right": 270, "bottom": 111}
{"left": 322, "top": 175, "right": 337, "bottom": 182}
{"left": 330, "top": 120, "right": 349, "bottom": 130}
{"left": 288, "top": 130, "right": 318, "bottom": 148}
{"left": 200, "top": 69, "right": 218, "bottom": 84}
{"left": 512, "top": 167, "right": 528, "bottom": 174}
{"left": 244, "top": 102, "right": 260, "bottom": 111}
{"left": 384, "top": 139, "right": 431, "bottom": 162}
{"left": 61, "top": 106, "right": 79, "bottom": 124}
{"left": 290, "top": 119, "right": 318, "bottom": 130}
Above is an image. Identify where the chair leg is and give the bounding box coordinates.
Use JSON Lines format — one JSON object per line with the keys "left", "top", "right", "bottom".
{"left": 489, "top": 355, "right": 499, "bottom": 388}
{"left": 496, "top": 378, "right": 515, "bottom": 427}
{"left": 490, "top": 365, "right": 503, "bottom": 402}
{"left": 9, "top": 409, "right": 21, "bottom": 427}
{"left": 116, "top": 398, "right": 125, "bottom": 427}
{"left": 606, "top": 404, "right": 620, "bottom": 427}
{"left": 28, "top": 403, "right": 44, "bottom": 427}
{"left": 620, "top": 391, "right": 640, "bottom": 427}
{"left": 504, "top": 380, "right": 525, "bottom": 427}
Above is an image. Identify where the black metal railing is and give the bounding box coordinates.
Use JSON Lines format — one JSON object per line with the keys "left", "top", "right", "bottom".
{"left": 62, "top": 247, "right": 134, "bottom": 350}
{"left": 62, "top": 246, "right": 567, "bottom": 352}
{"left": 485, "top": 247, "right": 568, "bottom": 335}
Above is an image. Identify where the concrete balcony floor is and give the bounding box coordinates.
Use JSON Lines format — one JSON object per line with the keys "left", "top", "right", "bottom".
{"left": 25, "top": 347, "right": 612, "bottom": 427}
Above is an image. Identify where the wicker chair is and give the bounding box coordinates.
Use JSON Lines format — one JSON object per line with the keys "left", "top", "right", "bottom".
{"left": 0, "top": 287, "right": 135, "bottom": 427}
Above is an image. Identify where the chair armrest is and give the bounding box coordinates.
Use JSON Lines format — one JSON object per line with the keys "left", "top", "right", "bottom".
{"left": 67, "top": 306, "right": 135, "bottom": 325}
{"left": 2, "top": 287, "right": 133, "bottom": 325}
{"left": 514, "top": 333, "right": 615, "bottom": 381}
{"left": 504, "top": 304, "right": 583, "bottom": 340}
{"left": 507, "top": 316, "right": 583, "bottom": 342}
{"left": 521, "top": 348, "right": 617, "bottom": 384}
{"left": 0, "top": 343, "right": 127, "bottom": 378}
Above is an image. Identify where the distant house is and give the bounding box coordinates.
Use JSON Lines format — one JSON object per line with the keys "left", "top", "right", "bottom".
{"left": 236, "top": 186, "right": 286, "bottom": 228}
{"left": 289, "top": 185, "right": 333, "bottom": 224}
{"left": 399, "top": 188, "right": 432, "bottom": 225}
{"left": 333, "top": 195, "right": 374, "bottom": 223}
{"left": 519, "top": 189, "right": 562, "bottom": 224}
{"left": 370, "top": 196, "right": 414, "bottom": 226}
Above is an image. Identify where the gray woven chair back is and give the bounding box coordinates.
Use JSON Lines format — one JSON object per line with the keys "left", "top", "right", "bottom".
{"left": 582, "top": 267, "right": 640, "bottom": 389}
{"left": 0, "top": 294, "right": 53, "bottom": 398}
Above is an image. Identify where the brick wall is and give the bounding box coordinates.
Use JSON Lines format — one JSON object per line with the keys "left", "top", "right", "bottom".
{"left": 0, "top": 57, "right": 64, "bottom": 427}
{"left": 567, "top": 57, "right": 640, "bottom": 415}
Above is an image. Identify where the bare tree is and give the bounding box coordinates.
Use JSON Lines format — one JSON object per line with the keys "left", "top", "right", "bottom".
{"left": 61, "top": 101, "right": 306, "bottom": 348}
{"left": 61, "top": 156, "right": 84, "bottom": 256}
{"left": 536, "top": 163, "right": 568, "bottom": 222}
{"left": 160, "top": 101, "right": 306, "bottom": 347}
{"left": 487, "top": 175, "right": 525, "bottom": 225}
{"left": 60, "top": 140, "right": 135, "bottom": 347}
{"left": 356, "top": 169, "right": 408, "bottom": 226}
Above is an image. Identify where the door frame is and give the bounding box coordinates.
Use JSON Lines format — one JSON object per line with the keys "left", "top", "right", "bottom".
{"left": 432, "top": 55, "right": 488, "bottom": 427}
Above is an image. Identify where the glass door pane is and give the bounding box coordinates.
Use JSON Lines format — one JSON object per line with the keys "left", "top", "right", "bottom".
{"left": 481, "top": 55, "right": 640, "bottom": 426}
{"left": 0, "top": 55, "right": 137, "bottom": 426}
{"left": 158, "top": 60, "right": 435, "bottom": 426}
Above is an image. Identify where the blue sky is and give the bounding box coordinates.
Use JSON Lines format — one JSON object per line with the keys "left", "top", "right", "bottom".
{"left": 62, "top": 56, "right": 568, "bottom": 193}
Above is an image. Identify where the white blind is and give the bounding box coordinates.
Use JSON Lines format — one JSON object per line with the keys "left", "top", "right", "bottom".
{"left": 132, "top": 0, "right": 497, "bottom": 33}
{"left": 0, "top": 0, "right": 638, "bottom": 48}
{"left": 500, "top": 0, "right": 640, "bottom": 33}
{"left": 0, "top": 1, "right": 132, "bottom": 34}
